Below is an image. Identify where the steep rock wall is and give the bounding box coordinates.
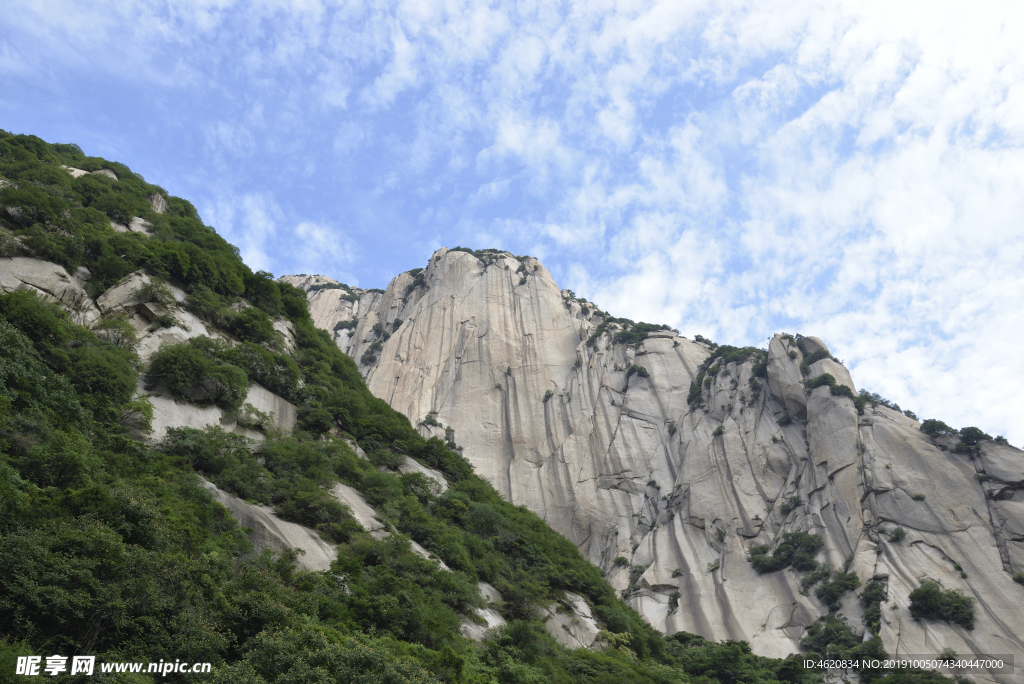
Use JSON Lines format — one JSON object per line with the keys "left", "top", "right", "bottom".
{"left": 285, "top": 248, "right": 1024, "bottom": 676}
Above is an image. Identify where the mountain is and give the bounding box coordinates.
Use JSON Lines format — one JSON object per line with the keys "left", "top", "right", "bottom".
{"left": 0, "top": 131, "right": 840, "bottom": 683}
{"left": 282, "top": 246, "right": 1024, "bottom": 680}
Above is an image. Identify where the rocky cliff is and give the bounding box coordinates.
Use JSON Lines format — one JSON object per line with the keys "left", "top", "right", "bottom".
{"left": 283, "top": 247, "right": 1024, "bottom": 678}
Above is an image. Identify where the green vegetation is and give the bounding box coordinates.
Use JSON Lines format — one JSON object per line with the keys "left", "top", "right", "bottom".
{"left": 805, "top": 373, "right": 887, "bottom": 415}
{"left": 780, "top": 496, "right": 803, "bottom": 515}
{"left": 749, "top": 532, "right": 823, "bottom": 574}
{"left": 919, "top": 419, "right": 1002, "bottom": 456}
{"left": 586, "top": 316, "right": 675, "bottom": 349}
{"left": 919, "top": 419, "right": 957, "bottom": 437}
{"left": 887, "top": 526, "right": 907, "bottom": 543}
{"left": 687, "top": 345, "right": 765, "bottom": 406}
{"left": 626, "top": 364, "right": 650, "bottom": 379}
{"left": 333, "top": 317, "right": 357, "bottom": 331}
{"left": 306, "top": 281, "right": 355, "bottom": 298}
{"left": 856, "top": 389, "right": 904, "bottom": 415}
{"left": 908, "top": 581, "right": 975, "bottom": 630}
{"left": 814, "top": 568, "right": 860, "bottom": 611}
{"left": 146, "top": 339, "right": 249, "bottom": 411}
{"left": 859, "top": 580, "right": 888, "bottom": 636}
{"left": 957, "top": 426, "right": 991, "bottom": 446}
{"left": 405, "top": 267, "right": 426, "bottom": 297}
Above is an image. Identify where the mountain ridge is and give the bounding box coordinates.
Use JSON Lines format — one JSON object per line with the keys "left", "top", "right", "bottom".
{"left": 282, "top": 246, "right": 1024, "bottom": 679}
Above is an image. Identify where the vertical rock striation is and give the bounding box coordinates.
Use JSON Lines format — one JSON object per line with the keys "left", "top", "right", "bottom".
{"left": 288, "top": 248, "right": 1023, "bottom": 674}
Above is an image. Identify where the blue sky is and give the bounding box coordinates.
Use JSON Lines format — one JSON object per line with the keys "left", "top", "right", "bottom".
{"left": 3, "top": 1, "right": 1024, "bottom": 444}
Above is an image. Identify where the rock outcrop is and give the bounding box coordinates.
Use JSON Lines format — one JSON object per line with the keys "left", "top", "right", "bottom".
{"left": 285, "top": 248, "right": 1024, "bottom": 677}
{"left": 0, "top": 256, "right": 100, "bottom": 326}
{"left": 0, "top": 259, "right": 298, "bottom": 443}
{"left": 199, "top": 477, "right": 337, "bottom": 572}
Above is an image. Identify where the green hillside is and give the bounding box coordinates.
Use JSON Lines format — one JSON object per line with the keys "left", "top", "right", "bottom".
{"left": 0, "top": 131, "right": 949, "bottom": 683}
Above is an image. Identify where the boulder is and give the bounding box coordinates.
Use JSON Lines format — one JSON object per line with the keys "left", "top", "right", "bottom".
{"left": 245, "top": 383, "right": 297, "bottom": 433}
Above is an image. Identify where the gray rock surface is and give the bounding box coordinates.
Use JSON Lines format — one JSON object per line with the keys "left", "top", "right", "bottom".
{"left": 330, "top": 483, "right": 386, "bottom": 536}
{"left": 61, "top": 166, "right": 90, "bottom": 179}
{"left": 245, "top": 383, "right": 297, "bottom": 433}
{"left": 147, "top": 193, "right": 168, "bottom": 214}
{"left": 397, "top": 456, "right": 449, "bottom": 493}
{"left": 541, "top": 591, "right": 602, "bottom": 649}
{"left": 0, "top": 256, "right": 100, "bottom": 325}
{"left": 110, "top": 217, "right": 152, "bottom": 235}
{"left": 198, "top": 478, "right": 337, "bottom": 572}
{"left": 461, "top": 583, "right": 508, "bottom": 641}
{"left": 286, "top": 248, "right": 1024, "bottom": 674}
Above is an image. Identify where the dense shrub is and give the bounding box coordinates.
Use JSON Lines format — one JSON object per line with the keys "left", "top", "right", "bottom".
{"left": 626, "top": 364, "right": 650, "bottom": 379}
{"left": 909, "top": 580, "right": 975, "bottom": 629}
{"left": 780, "top": 496, "right": 802, "bottom": 515}
{"left": 859, "top": 580, "right": 888, "bottom": 636}
{"left": 920, "top": 419, "right": 957, "bottom": 437}
{"left": 229, "top": 305, "right": 277, "bottom": 345}
{"left": 145, "top": 339, "right": 248, "bottom": 411}
{"left": 958, "top": 426, "right": 991, "bottom": 446}
{"left": 749, "top": 532, "right": 823, "bottom": 574}
{"left": 814, "top": 569, "right": 860, "bottom": 610}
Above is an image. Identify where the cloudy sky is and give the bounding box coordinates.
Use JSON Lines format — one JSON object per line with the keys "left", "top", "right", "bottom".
{"left": 3, "top": 1, "right": 1023, "bottom": 443}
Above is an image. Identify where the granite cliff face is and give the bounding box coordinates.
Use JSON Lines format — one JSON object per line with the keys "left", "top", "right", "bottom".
{"left": 282, "top": 248, "right": 1024, "bottom": 676}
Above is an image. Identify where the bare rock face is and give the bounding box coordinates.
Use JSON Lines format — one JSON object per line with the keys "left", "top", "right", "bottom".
{"left": 198, "top": 478, "right": 337, "bottom": 572}
{"left": 110, "top": 217, "right": 152, "bottom": 235}
{"left": 462, "top": 582, "right": 508, "bottom": 641}
{"left": 147, "top": 193, "right": 168, "bottom": 214}
{"left": 542, "top": 592, "right": 601, "bottom": 649}
{"left": 0, "top": 256, "right": 100, "bottom": 326}
{"left": 61, "top": 166, "right": 90, "bottom": 179}
{"left": 286, "top": 248, "right": 1024, "bottom": 672}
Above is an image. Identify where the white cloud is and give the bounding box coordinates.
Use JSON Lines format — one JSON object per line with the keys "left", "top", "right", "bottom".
{"left": 203, "top": 193, "right": 357, "bottom": 282}
{"left": 5, "top": 0, "right": 1024, "bottom": 442}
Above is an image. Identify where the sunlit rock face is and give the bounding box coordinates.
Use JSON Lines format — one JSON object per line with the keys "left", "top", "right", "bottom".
{"left": 286, "top": 248, "right": 1024, "bottom": 673}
